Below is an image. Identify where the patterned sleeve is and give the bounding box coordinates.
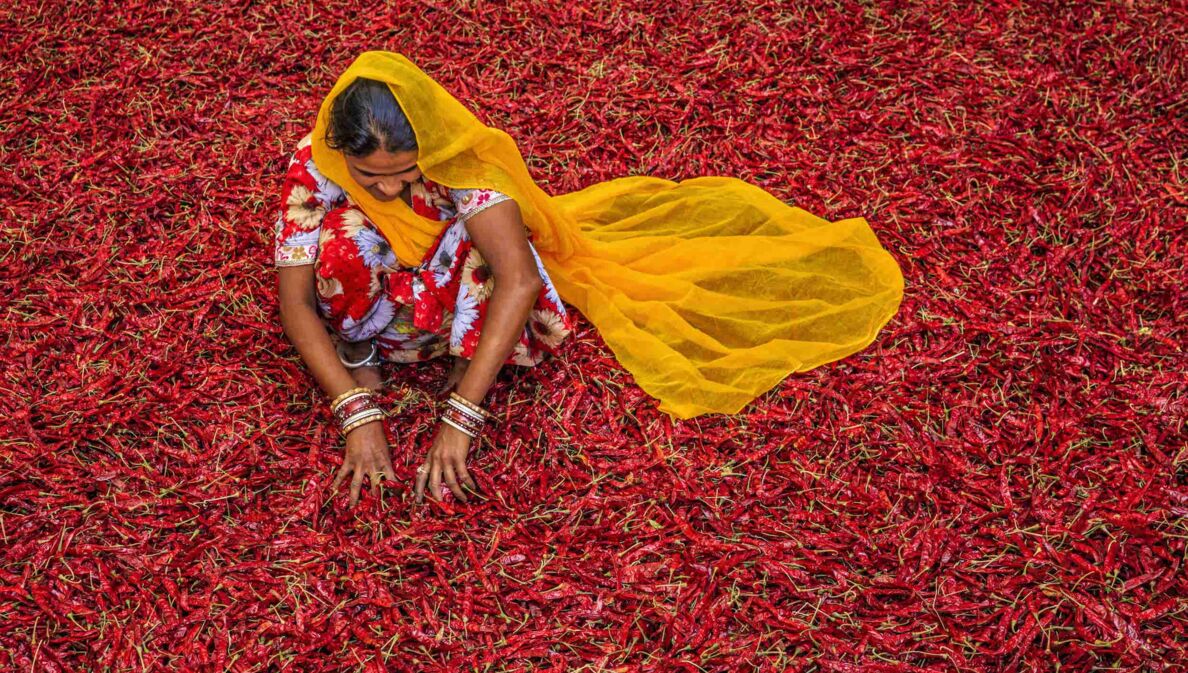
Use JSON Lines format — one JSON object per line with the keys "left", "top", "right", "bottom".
{"left": 447, "top": 188, "right": 514, "bottom": 224}
{"left": 273, "top": 134, "right": 345, "bottom": 267}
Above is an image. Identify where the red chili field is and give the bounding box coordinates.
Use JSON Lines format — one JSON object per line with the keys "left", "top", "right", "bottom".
{"left": 2, "top": 0, "right": 1184, "bottom": 671}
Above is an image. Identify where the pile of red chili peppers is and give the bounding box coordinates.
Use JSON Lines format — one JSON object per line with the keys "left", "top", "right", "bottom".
{"left": 2, "top": 0, "right": 1183, "bottom": 670}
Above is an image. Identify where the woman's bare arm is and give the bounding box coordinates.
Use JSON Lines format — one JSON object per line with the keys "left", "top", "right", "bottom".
{"left": 277, "top": 264, "right": 361, "bottom": 401}
{"left": 414, "top": 198, "right": 540, "bottom": 503}
{"left": 452, "top": 199, "right": 544, "bottom": 406}
{"left": 278, "top": 264, "right": 395, "bottom": 507}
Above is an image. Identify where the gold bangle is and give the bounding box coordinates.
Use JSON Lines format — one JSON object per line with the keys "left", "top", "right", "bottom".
{"left": 333, "top": 386, "right": 372, "bottom": 407}
{"left": 333, "top": 394, "right": 375, "bottom": 420}
{"left": 332, "top": 386, "right": 373, "bottom": 412}
{"left": 342, "top": 414, "right": 384, "bottom": 435}
{"left": 342, "top": 421, "right": 375, "bottom": 436}
{"left": 342, "top": 407, "right": 385, "bottom": 427}
{"left": 448, "top": 391, "right": 495, "bottom": 422}
{"left": 334, "top": 396, "right": 380, "bottom": 423}
{"left": 341, "top": 407, "right": 385, "bottom": 428}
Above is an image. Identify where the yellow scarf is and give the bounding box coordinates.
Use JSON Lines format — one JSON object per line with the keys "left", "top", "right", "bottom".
{"left": 311, "top": 51, "right": 905, "bottom": 419}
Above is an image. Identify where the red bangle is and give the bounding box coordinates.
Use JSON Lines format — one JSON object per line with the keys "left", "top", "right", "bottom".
{"left": 334, "top": 396, "right": 379, "bottom": 423}
{"left": 441, "top": 405, "right": 484, "bottom": 434}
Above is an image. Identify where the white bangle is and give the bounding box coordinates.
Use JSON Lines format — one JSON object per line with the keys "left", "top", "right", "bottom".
{"left": 446, "top": 397, "right": 487, "bottom": 423}
{"left": 440, "top": 415, "right": 478, "bottom": 438}
{"left": 341, "top": 408, "right": 385, "bottom": 428}
{"left": 332, "top": 391, "right": 373, "bottom": 415}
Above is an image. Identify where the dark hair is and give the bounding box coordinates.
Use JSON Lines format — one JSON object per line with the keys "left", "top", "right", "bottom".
{"left": 324, "top": 77, "right": 418, "bottom": 157}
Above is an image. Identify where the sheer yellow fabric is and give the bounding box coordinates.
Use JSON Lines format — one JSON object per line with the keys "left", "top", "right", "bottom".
{"left": 310, "top": 51, "right": 904, "bottom": 419}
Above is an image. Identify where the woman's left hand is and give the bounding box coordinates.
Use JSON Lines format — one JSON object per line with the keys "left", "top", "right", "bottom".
{"left": 415, "top": 422, "right": 480, "bottom": 504}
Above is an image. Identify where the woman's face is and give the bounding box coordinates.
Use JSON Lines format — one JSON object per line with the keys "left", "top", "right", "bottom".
{"left": 344, "top": 147, "right": 422, "bottom": 202}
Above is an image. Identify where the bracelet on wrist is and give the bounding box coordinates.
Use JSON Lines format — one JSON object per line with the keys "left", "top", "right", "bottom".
{"left": 331, "top": 386, "right": 373, "bottom": 413}
{"left": 445, "top": 397, "right": 486, "bottom": 424}
{"left": 342, "top": 407, "right": 385, "bottom": 426}
{"left": 334, "top": 396, "right": 380, "bottom": 423}
{"left": 342, "top": 411, "right": 385, "bottom": 436}
{"left": 441, "top": 409, "right": 483, "bottom": 436}
{"left": 440, "top": 415, "right": 479, "bottom": 438}
{"left": 439, "top": 398, "right": 486, "bottom": 439}
{"left": 343, "top": 418, "right": 382, "bottom": 436}
{"left": 448, "top": 391, "right": 496, "bottom": 422}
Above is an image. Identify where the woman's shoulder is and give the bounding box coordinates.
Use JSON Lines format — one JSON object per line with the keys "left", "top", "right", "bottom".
{"left": 421, "top": 179, "right": 514, "bottom": 223}
{"left": 288, "top": 132, "right": 315, "bottom": 167}
{"left": 285, "top": 132, "right": 346, "bottom": 206}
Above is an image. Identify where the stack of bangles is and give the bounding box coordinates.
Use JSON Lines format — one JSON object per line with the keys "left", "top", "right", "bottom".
{"left": 330, "top": 386, "right": 386, "bottom": 436}
{"left": 441, "top": 391, "right": 496, "bottom": 439}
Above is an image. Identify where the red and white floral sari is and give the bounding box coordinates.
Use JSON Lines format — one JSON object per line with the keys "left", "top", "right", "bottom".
{"left": 273, "top": 133, "right": 573, "bottom": 366}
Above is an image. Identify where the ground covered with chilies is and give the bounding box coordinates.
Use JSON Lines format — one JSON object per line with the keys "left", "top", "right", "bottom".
{"left": 2, "top": 0, "right": 1184, "bottom": 670}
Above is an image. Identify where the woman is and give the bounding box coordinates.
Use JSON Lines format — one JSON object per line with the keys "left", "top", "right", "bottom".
{"left": 275, "top": 51, "right": 905, "bottom": 508}
{"left": 276, "top": 78, "right": 571, "bottom": 508}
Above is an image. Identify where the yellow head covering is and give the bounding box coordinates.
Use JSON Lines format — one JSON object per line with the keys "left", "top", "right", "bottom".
{"left": 311, "top": 51, "right": 905, "bottom": 420}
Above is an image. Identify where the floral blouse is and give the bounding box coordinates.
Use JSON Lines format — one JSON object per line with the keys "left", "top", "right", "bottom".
{"left": 271, "top": 132, "right": 574, "bottom": 367}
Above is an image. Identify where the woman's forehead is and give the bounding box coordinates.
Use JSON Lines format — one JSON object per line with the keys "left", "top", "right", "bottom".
{"left": 349, "top": 148, "right": 418, "bottom": 172}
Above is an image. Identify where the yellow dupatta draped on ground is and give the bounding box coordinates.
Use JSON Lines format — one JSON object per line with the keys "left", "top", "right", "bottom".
{"left": 310, "top": 51, "right": 905, "bottom": 420}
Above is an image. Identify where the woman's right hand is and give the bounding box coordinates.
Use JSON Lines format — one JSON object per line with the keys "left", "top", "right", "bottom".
{"left": 331, "top": 420, "right": 396, "bottom": 507}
